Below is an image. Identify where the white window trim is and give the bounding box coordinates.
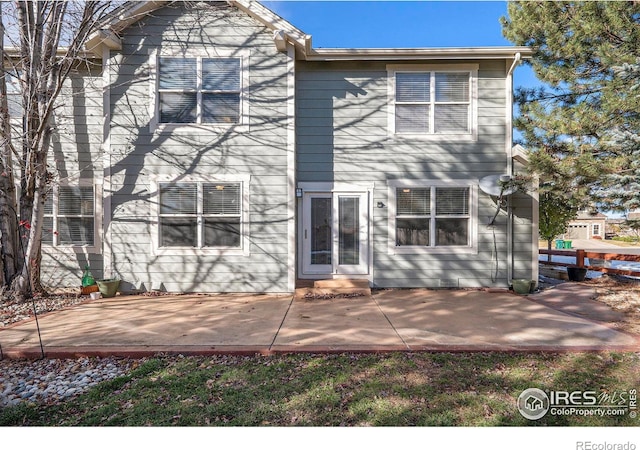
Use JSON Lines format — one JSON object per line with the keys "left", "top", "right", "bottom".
{"left": 148, "top": 48, "right": 250, "bottom": 134}
{"left": 387, "top": 64, "right": 478, "bottom": 141}
{"left": 387, "top": 179, "right": 478, "bottom": 255}
{"left": 42, "top": 179, "right": 103, "bottom": 255}
{"left": 150, "top": 174, "right": 250, "bottom": 257}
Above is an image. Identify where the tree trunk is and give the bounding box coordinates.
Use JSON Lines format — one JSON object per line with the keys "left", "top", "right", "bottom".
{"left": 0, "top": 2, "right": 20, "bottom": 293}
{"left": 547, "top": 239, "right": 552, "bottom": 263}
{"left": 1, "top": 1, "right": 113, "bottom": 300}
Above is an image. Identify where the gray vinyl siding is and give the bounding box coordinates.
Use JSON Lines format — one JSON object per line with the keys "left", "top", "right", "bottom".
{"left": 297, "top": 59, "right": 534, "bottom": 288}
{"left": 41, "top": 65, "right": 105, "bottom": 288}
{"left": 107, "top": 2, "right": 291, "bottom": 293}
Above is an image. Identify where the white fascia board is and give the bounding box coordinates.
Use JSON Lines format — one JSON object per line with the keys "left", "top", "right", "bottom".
{"left": 304, "top": 46, "right": 533, "bottom": 61}
{"left": 107, "top": 1, "right": 171, "bottom": 33}
{"left": 85, "top": 1, "right": 170, "bottom": 57}
{"left": 228, "top": 0, "right": 309, "bottom": 50}
{"left": 85, "top": 30, "right": 122, "bottom": 57}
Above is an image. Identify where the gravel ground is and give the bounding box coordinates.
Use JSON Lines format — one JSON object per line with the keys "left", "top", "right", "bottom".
{"left": 0, "top": 291, "right": 144, "bottom": 408}
{"left": 0, "top": 356, "right": 138, "bottom": 407}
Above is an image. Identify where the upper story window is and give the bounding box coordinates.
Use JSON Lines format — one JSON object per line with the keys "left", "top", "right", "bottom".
{"left": 43, "top": 185, "right": 96, "bottom": 247}
{"left": 158, "top": 57, "right": 241, "bottom": 125}
{"left": 388, "top": 65, "right": 477, "bottom": 138}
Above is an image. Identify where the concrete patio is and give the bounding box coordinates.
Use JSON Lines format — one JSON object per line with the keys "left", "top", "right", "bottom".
{"left": 0, "top": 283, "right": 638, "bottom": 359}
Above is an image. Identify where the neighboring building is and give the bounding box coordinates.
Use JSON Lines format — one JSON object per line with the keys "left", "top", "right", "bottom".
{"left": 38, "top": 0, "right": 536, "bottom": 293}
{"left": 564, "top": 210, "right": 607, "bottom": 240}
{"left": 607, "top": 210, "right": 640, "bottom": 239}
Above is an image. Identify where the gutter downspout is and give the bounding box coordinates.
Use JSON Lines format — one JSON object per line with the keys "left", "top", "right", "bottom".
{"left": 506, "top": 52, "right": 521, "bottom": 287}
{"left": 102, "top": 46, "right": 112, "bottom": 280}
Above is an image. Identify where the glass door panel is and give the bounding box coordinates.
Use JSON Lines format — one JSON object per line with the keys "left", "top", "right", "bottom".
{"left": 311, "top": 197, "right": 332, "bottom": 265}
{"left": 338, "top": 197, "right": 359, "bottom": 265}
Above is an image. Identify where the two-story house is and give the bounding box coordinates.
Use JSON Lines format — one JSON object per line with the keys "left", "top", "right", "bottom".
{"left": 41, "top": 0, "right": 537, "bottom": 294}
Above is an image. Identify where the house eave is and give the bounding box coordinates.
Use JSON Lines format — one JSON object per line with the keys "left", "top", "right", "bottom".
{"left": 302, "top": 46, "right": 533, "bottom": 61}
{"left": 85, "top": 0, "right": 172, "bottom": 57}
{"left": 228, "top": 0, "right": 310, "bottom": 53}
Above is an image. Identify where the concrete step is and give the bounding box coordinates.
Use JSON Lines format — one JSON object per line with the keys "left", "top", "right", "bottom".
{"left": 294, "top": 279, "right": 371, "bottom": 301}
{"left": 313, "top": 279, "right": 370, "bottom": 290}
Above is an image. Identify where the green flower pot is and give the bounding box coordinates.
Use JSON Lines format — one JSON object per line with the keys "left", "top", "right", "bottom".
{"left": 513, "top": 279, "right": 534, "bottom": 295}
{"left": 96, "top": 279, "right": 120, "bottom": 298}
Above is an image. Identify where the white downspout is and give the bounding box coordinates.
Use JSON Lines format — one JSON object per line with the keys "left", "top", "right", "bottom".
{"left": 506, "top": 52, "right": 521, "bottom": 286}
{"left": 102, "top": 45, "right": 113, "bottom": 280}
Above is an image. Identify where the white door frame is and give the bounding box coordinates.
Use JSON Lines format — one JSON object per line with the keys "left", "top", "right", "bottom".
{"left": 298, "top": 182, "right": 372, "bottom": 279}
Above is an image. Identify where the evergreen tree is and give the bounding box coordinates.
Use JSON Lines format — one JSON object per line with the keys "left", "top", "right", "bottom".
{"left": 501, "top": 1, "right": 640, "bottom": 213}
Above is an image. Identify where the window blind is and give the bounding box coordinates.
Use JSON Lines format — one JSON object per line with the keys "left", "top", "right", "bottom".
{"left": 202, "top": 58, "right": 240, "bottom": 91}
{"left": 159, "top": 92, "right": 197, "bottom": 123}
{"left": 58, "top": 218, "right": 94, "bottom": 245}
{"left": 202, "top": 93, "right": 240, "bottom": 124}
{"left": 435, "top": 73, "right": 469, "bottom": 102}
{"left": 435, "top": 187, "right": 469, "bottom": 215}
{"left": 58, "top": 186, "right": 93, "bottom": 216}
{"left": 395, "top": 105, "right": 429, "bottom": 134}
{"left": 397, "top": 188, "right": 430, "bottom": 215}
{"left": 394, "top": 71, "right": 471, "bottom": 135}
{"left": 396, "top": 73, "right": 430, "bottom": 102}
{"left": 203, "top": 183, "right": 241, "bottom": 215}
{"left": 434, "top": 104, "right": 469, "bottom": 133}
{"left": 160, "top": 184, "right": 197, "bottom": 214}
{"left": 158, "top": 57, "right": 197, "bottom": 90}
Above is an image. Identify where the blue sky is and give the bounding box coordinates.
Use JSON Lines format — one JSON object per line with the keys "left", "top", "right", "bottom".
{"left": 263, "top": 1, "right": 540, "bottom": 91}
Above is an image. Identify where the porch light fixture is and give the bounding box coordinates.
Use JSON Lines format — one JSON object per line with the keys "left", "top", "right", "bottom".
{"left": 296, "top": 188, "right": 303, "bottom": 198}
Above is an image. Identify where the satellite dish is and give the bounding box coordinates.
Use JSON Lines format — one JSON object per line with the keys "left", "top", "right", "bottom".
{"left": 479, "top": 174, "right": 517, "bottom": 197}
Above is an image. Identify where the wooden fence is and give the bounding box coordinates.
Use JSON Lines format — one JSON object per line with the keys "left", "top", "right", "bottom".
{"left": 539, "top": 249, "right": 640, "bottom": 278}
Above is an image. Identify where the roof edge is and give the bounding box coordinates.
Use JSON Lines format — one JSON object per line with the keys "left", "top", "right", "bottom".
{"left": 304, "top": 46, "right": 533, "bottom": 61}
{"left": 84, "top": 1, "right": 532, "bottom": 61}
{"left": 228, "top": 0, "right": 310, "bottom": 51}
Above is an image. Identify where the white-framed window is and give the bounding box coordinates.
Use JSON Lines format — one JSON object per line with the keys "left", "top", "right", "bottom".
{"left": 592, "top": 224, "right": 601, "bottom": 236}
{"left": 388, "top": 180, "right": 477, "bottom": 254}
{"left": 42, "top": 183, "right": 99, "bottom": 250}
{"left": 150, "top": 49, "right": 249, "bottom": 131}
{"left": 151, "top": 175, "right": 250, "bottom": 256}
{"left": 387, "top": 64, "right": 478, "bottom": 139}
